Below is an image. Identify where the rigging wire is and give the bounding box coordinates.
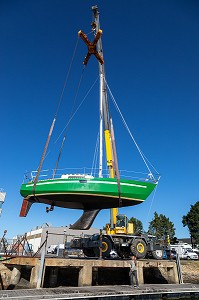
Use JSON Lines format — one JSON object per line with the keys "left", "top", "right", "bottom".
{"left": 105, "top": 80, "right": 158, "bottom": 181}
{"left": 146, "top": 184, "right": 158, "bottom": 227}
{"left": 55, "top": 36, "right": 80, "bottom": 118}
{"left": 141, "top": 152, "right": 159, "bottom": 176}
{"left": 43, "top": 75, "right": 100, "bottom": 161}
{"left": 33, "top": 36, "right": 79, "bottom": 192}
{"left": 91, "top": 131, "right": 100, "bottom": 177}
{"left": 54, "top": 75, "right": 100, "bottom": 143}
{"left": 53, "top": 65, "right": 86, "bottom": 176}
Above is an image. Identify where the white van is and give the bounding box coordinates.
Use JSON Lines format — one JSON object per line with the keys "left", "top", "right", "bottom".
{"left": 170, "top": 243, "right": 198, "bottom": 260}
{"left": 47, "top": 244, "right": 58, "bottom": 254}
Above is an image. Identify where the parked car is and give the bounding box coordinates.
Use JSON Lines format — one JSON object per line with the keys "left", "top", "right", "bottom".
{"left": 53, "top": 244, "right": 83, "bottom": 257}
{"left": 182, "top": 249, "right": 198, "bottom": 260}
{"left": 192, "top": 249, "right": 199, "bottom": 259}
{"left": 47, "top": 245, "right": 58, "bottom": 254}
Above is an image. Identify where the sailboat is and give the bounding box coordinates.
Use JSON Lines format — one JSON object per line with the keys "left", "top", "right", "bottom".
{"left": 20, "top": 6, "right": 158, "bottom": 228}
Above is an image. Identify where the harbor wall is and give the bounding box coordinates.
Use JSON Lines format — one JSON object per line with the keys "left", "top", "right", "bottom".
{"left": 0, "top": 257, "right": 179, "bottom": 289}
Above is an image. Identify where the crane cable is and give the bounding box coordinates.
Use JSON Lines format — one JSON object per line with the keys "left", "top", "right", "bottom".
{"left": 33, "top": 36, "right": 80, "bottom": 193}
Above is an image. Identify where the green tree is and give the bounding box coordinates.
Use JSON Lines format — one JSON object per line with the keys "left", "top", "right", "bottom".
{"left": 128, "top": 217, "right": 143, "bottom": 234}
{"left": 182, "top": 201, "right": 199, "bottom": 247}
{"left": 148, "top": 212, "right": 175, "bottom": 242}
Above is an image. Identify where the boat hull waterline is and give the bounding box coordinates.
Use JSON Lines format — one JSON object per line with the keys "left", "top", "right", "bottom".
{"left": 20, "top": 177, "right": 156, "bottom": 213}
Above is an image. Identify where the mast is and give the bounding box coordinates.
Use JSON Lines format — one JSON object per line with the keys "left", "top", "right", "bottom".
{"left": 92, "top": 6, "right": 117, "bottom": 228}
{"left": 91, "top": 6, "right": 104, "bottom": 178}
{"left": 79, "top": 6, "right": 119, "bottom": 229}
{"left": 92, "top": 6, "right": 114, "bottom": 179}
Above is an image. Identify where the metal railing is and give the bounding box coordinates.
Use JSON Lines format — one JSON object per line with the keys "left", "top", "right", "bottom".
{"left": 0, "top": 231, "right": 34, "bottom": 258}
{"left": 23, "top": 168, "right": 160, "bottom": 183}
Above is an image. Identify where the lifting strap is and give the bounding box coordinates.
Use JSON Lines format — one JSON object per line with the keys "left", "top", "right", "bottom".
{"left": 33, "top": 117, "right": 56, "bottom": 194}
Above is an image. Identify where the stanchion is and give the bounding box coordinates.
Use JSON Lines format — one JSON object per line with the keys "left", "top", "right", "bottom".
{"left": 99, "top": 229, "right": 102, "bottom": 259}
{"left": 176, "top": 253, "right": 183, "bottom": 284}
{"left": 37, "top": 231, "right": 48, "bottom": 288}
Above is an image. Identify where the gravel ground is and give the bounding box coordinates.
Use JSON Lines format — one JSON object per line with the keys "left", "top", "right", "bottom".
{"left": 181, "top": 260, "right": 199, "bottom": 284}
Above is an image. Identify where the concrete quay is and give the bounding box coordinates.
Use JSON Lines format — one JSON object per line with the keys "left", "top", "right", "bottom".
{"left": 0, "top": 256, "right": 179, "bottom": 289}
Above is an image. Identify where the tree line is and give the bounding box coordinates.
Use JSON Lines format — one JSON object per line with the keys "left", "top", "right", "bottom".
{"left": 129, "top": 201, "right": 199, "bottom": 247}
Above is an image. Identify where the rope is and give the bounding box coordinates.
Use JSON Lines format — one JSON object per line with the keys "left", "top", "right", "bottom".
{"left": 105, "top": 80, "right": 157, "bottom": 181}
{"left": 32, "top": 36, "right": 79, "bottom": 191}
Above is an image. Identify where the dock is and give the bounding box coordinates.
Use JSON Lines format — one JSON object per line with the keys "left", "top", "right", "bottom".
{"left": 1, "top": 256, "right": 179, "bottom": 288}
{"left": 0, "top": 255, "right": 198, "bottom": 299}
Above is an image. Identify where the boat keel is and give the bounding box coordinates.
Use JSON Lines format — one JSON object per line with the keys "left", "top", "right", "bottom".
{"left": 70, "top": 209, "right": 100, "bottom": 230}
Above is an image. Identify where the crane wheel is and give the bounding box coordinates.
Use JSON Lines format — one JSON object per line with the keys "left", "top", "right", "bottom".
{"left": 93, "top": 236, "right": 112, "bottom": 258}
{"left": 130, "top": 239, "right": 147, "bottom": 259}
{"left": 101, "top": 237, "right": 112, "bottom": 258}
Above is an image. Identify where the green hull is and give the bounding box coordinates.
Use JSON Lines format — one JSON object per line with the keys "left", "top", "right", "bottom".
{"left": 20, "top": 177, "right": 156, "bottom": 210}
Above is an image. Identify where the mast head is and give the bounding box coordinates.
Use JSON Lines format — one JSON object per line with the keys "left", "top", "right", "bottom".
{"left": 92, "top": 5, "right": 100, "bottom": 20}
{"left": 92, "top": 5, "right": 99, "bottom": 13}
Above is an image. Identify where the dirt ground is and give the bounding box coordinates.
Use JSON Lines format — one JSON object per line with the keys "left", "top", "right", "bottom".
{"left": 181, "top": 260, "right": 199, "bottom": 284}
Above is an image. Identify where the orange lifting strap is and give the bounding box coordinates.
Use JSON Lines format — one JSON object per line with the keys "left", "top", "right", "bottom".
{"left": 78, "top": 30, "right": 104, "bottom": 65}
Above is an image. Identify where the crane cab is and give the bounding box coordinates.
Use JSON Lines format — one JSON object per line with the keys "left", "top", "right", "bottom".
{"left": 106, "top": 214, "right": 134, "bottom": 234}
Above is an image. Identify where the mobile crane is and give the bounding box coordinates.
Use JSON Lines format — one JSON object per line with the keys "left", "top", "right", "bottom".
{"left": 70, "top": 208, "right": 165, "bottom": 259}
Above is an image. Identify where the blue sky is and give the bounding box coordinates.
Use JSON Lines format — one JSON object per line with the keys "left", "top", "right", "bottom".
{"left": 1, "top": 0, "right": 199, "bottom": 239}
